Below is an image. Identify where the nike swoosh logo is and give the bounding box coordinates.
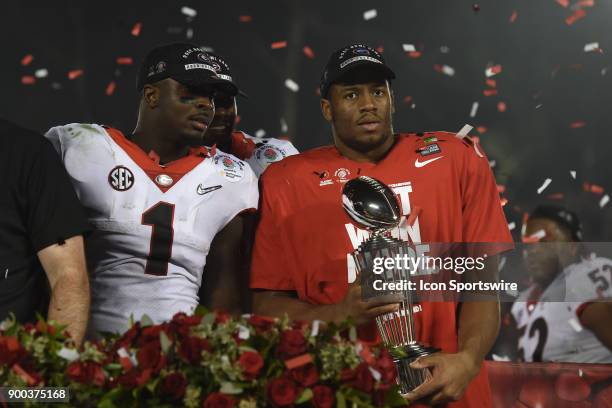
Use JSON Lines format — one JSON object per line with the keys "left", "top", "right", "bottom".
{"left": 414, "top": 156, "right": 444, "bottom": 168}
{"left": 197, "top": 184, "right": 222, "bottom": 195}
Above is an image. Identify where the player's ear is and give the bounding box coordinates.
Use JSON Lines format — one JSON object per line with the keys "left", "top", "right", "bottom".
{"left": 320, "top": 98, "right": 332, "bottom": 122}
{"left": 389, "top": 82, "right": 396, "bottom": 115}
{"left": 143, "top": 84, "right": 160, "bottom": 108}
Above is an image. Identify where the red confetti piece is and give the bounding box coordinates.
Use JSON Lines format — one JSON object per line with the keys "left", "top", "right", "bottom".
{"left": 575, "top": 0, "right": 594, "bottom": 7}
{"left": 21, "top": 54, "right": 33, "bottom": 66}
{"left": 407, "top": 206, "right": 422, "bottom": 227}
{"left": 376, "top": 46, "right": 384, "bottom": 53}
{"left": 359, "top": 343, "right": 376, "bottom": 365}
{"left": 472, "top": 3, "right": 480, "bottom": 12}
{"left": 486, "top": 79, "right": 497, "bottom": 88}
{"left": 522, "top": 235, "right": 542, "bottom": 243}
{"left": 105, "top": 81, "right": 116, "bottom": 96}
{"left": 408, "top": 51, "right": 422, "bottom": 58}
{"left": 271, "top": 41, "right": 287, "bottom": 49}
{"left": 131, "top": 22, "right": 142, "bottom": 36}
{"left": 403, "top": 96, "right": 413, "bottom": 104}
{"left": 500, "top": 198, "right": 508, "bottom": 207}
{"left": 497, "top": 185, "right": 506, "bottom": 193}
{"left": 21, "top": 75, "right": 35, "bottom": 85}
{"left": 556, "top": 0, "right": 569, "bottom": 7}
{"left": 509, "top": 10, "right": 518, "bottom": 23}
{"left": 68, "top": 70, "right": 83, "bottom": 80}
{"left": 570, "top": 121, "right": 586, "bottom": 128}
{"left": 497, "top": 101, "right": 507, "bottom": 112}
{"left": 303, "top": 46, "right": 315, "bottom": 59}
{"left": 546, "top": 193, "right": 565, "bottom": 200}
{"left": 566, "top": 8, "right": 586, "bottom": 25}
{"left": 285, "top": 354, "right": 312, "bottom": 369}
{"left": 235, "top": 115, "right": 241, "bottom": 124}
{"left": 116, "top": 57, "right": 133, "bottom": 65}
{"left": 483, "top": 89, "right": 498, "bottom": 96}
{"left": 583, "top": 182, "right": 604, "bottom": 194}
{"left": 239, "top": 15, "right": 252, "bottom": 22}
{"left": 477, "top": 126, "right": 487, "bottom": 134}
{"left": 12, "top": 364, "right": 37, "bottom": 386}
{"left": 490, "top": 64, "right": 503, "bottom": 75}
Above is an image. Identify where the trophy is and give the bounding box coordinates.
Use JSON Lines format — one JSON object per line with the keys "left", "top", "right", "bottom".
{"left": 342, "top": 176, "right": 439, "bottom": 394}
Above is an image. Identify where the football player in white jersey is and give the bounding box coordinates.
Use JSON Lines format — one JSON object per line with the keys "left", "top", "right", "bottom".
{"left": 203, "top": 52, "right": 299, "bottom": 177}
{"left": 511, "top": 205, "right": 612, "bottom": 363}
{"left": 44, "top": 43, "right": 259, "bottom": 336}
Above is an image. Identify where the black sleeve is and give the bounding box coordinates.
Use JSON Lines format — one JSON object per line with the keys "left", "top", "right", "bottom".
{"left": 25, "top": 136, "right": 90, "bottom": 252}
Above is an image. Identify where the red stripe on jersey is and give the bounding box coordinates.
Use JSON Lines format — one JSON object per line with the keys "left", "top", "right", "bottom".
{"left": 104, "top": 127, "right": 208, "bottom": 193}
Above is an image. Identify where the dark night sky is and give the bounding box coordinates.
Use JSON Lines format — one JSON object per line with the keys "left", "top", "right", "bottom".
{"left": 2, "top": 0, "right": 611, "bottom": 238}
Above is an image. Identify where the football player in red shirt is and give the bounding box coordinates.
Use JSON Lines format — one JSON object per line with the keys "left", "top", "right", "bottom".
{"left": 250, "top": 43, "right": 513, "bottom": 407}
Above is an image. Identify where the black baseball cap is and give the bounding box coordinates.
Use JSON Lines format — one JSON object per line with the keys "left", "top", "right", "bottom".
{"left": 206, "top": 52, "right": 248, "bottom": 98}
{"left": 136, "top": 43, "right": 238, "bottom": 96}
{"left": 529, "top": 205, "right": 583, "bottom": 241}
{"left": 320, "top": 43, "right": 396, "bottom": 98}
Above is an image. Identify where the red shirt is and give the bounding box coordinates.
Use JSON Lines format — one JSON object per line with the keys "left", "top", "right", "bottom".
{"left": 251, "top": 132, "right": 513, "bottom": 407}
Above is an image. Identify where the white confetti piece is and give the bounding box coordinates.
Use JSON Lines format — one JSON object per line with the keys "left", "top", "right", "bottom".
{"left": 255, "top": 129, "right": 266, "bottom": 138}
{"left": 568, "top": 318, "right": 583, "bottom": 332}
{"left": 537, "top": 178, "right": 552, "bottom": 194}
{"left": 535, "top": 104, "right": 543, "bottom": 109}
{"left": 35, "top": 69, "right": 48, "bottom": 78}
{"left": 470, "top": 102, "right": 479, "bottom": 118}
{"left": 117, "top": 348, "right": 129, "bottom": 358}
{"left": 363, "top": 9, "right": 377, "bottom": 20}
{"left": 181, "top": 6, "right": 197, "bottom": 17}
{"left": 584, "top": 42, "right": 599, "bottom": 52}
{"left": 441, "top": 65, "right": 455, "bottom": 76}
{"left": 570, "top": 170, "right": 577, "bottom": 179}
{"left": 600, "top": 194, "right": 610, "bottom": 208}
{"left": 602, "top": 67, "right": 609, "bottom": 76}
{"left": 456, "top": 124, "right": 473, "bottom": 139}
{"left": 402, "top": 44, "right": 416, "bottom": 52}
{"left": 521, "top": 223, "right": 527, "bottom": 236}
{"left": 489, "top": 160, "right": 496, "bottom": 168}
{"left": 529, "top": 229, "right": 547, "bottom": 240}
{"left": 440, "top": 45, "right": 450, "bottom": 53}
{"left": 498, "top": 256, "right": 507, "bottom": 271}
{"left": 311, "top": 320, "right": 321, "bottom": 337}
{"left": 57, "top": 347, "right": 80, "bottom": 362}
{"left": 238, "top": 325, "right": 250, "bottom": 340}
{"left": 284, "top": 78, "right": 299, "bottom": 92}
{"left": 491, "top": 354, "right": 511, "bottom": 362}
{"left": 280, "top": 117, "right": 288, "bottom": 133}
{"left": 368, "top": 367, "right": 382, "bottom": 381}
{"left": 485, "top": 65, "right": 502, "bottom": 77}
{"left": 186, "top": 27, "right": 194, "bottom": 39}
{"left": 508, "top": 222, "right": 516, "bottom": 231}
{"left": 579, "top": 369, "right": 584, "bottom": 377}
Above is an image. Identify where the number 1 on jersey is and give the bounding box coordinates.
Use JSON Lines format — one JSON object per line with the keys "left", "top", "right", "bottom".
{"left": 142, "top": 202, "right": 175, "bottom": 276}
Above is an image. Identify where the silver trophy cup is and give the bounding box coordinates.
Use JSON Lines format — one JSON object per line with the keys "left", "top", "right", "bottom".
{"left": 342, "top": 176, "right": 439, "bottom": 394}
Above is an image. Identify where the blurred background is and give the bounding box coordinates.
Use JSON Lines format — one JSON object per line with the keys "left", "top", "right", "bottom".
{"left": 2, "top": 0, "right": 611, "bottom": 238}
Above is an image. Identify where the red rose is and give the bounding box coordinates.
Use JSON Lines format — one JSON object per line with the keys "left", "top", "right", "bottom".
{"left": 277, "top": 329, "right": 307, "bottom": 358}
{"left": 373, "top": 389, "right": 387, "bottom": 407}
{"left": 118, "top": 368, "right": 151, "bottom": 388}
{"left": 178, "top": 336, "right": 210, "bottom": 364}
{"left": 238, "top": 351, "right": 264, "bottom": 380}
{"left": 136, "top": 340, "right": 166, "bottom": 372}
{"left": 375, "top": 349, "right": 397, "bottom": 386}
{"left": 160, "top": 372, "right": 188, "bottom": 400}
{"left": 215, "top": 311, "right": 230, "bottom": 324}
{"left": 351, "top": 363, "right": 374, "bottom": 393}
{"left": 66, "top": 361, "right": 106, "bottom": 386}
{"left": 290, "top": 363, "right": 319, "bottom": 387}
{"left": 340, "top": 368, "right": 355, "bottom": 383}
{"left": 248, "top": 315, "right": 275, "bottom": 332}
{"left": 203, "top": 392, "right": 235, "bottom": 408}
{"left": 313, "top": 385, "right": 335, "bottom": 408}
{"left": 267, "top": 376, "right": 298, "bottom": 407}
{"left": 170, "top": 313, "right": 202, "bottom": 337}
{"left": 116, "top": 323, "right": 140, "bottom": 348}
{"left": 0, "top": 336, "right": 25, "bottom": 366}
{"left": 138, "top": 325, "right": 167, "bottom": 345}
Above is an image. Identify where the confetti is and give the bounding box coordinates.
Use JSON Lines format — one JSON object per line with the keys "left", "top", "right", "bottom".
{"left": 477, "top": 126, "right": 487, "bottom": 134}
{"left": 497, "top": 185, "right": 506, "bottom": 193}
{"left": 489, "top": 160, "right": 496, "bottom": 168}
{"left": 485, "top": 64, "right": 502, "bottom": 77}
{"left": 537, "top": 178, "right": 552, "bottom": 194}
{"left": 524, "top": 229, "right": 546, "bottom": 243}
{"left": 181, "top": 6, "right": 197, "bottom": 17}
{"left": 21, "top": 54, "right": 33, "bottom": 66}
{"left": 546, "top": 193, "right": 565, "bottom": 200}
{"left": 369, "top": 367, "right": 382, "bottom": 381}
{"left": 285, "top": 354, "right": 312, "bottom": 369}
{"left": 472, "top": 3, "right": 480, "bottom": 12}
{"left": 568, "top": 318, "right": 583, "bottom": 332}
{"left": 500, "top": 198, "right": 508, "bottom": 207}
{"left": 302, "top": 46, "right": 315, "bottom": 58}
{"left": 456, "top": 124, "right": 473, "bottom": 139}
{"left": 584, "top": 182, "right": 604, "bottom": 194}
{"left": 68, "top": 69, "right": 83, "bottom": 80}
{"left": 21, "top": 76, "right": 35, "bottom": 85}
{"left": 57, "top": 347, "right": 79, "bottom": 362}
{"left": 376, "top": 46, "right": 384, "bottom": 53}
{"left": 440, "top": 45, "right": 450, "bottom": 53}
{"left": 574, "top": 0, "right": 595, "bottom": 8}
{"left": 271, "top": 41, "right": 287, "bottom": 49}
{"left": 408, "top": 51, "right": 422, "bottom": 58}
{"left": 508, "top": 222, "right": 516, "bottom": 231}
{"left": 556, "top": 0, "right": 569, "bottom": 7}
{"left": 116, "top": 57, "right": 133, "bottom": 65}
{"left": 363, "top": 9, "right": 377, "bottom": 20}
{"left": 566, "top": 8, "right": 586, "bottom": 25}
{"left": 486, "top": 79, "right": 497, "bottom": 88}
{"left": 600, "top": 195, "right": 610, "bottom": 208}
{"left": 403, "top": 95, "right": 413, "bottom": 104}
{"left": 186, "top": 28, "right": 194, "bottom": 39}
{"left": 239, "top": 15, "right": 252, "bottom": 22}
{"left": 34, "top": 69, "right": 48, "bottom": 78}
{"left": 570, "top": 121, "right": 586, "bottom": 128}
{"left": 402, "top": 44, "right": 416, "bottom": 52}
{"left": 131, "top": 22, "right": 142, "bottom": 36}
{"left": 284, "top": 78, "right": 299, "bottom": 92}
{"left": 483, "top": 89, "right": 498, "bottom": 96}
{"left": 470, "top": 102, "right": 479, "bottom": 118}
{"left": 237, "top": 325, "right": 250, "bottom": 340}
{"left": 255, "top": 129, "right": 266, "bottom": 138}
{"left": 497, "top": 101, "right": 507, "bottom": 112}
{"left": 441, "top": 65, "right": 455, "bottom": 76}
{"left": 584, "top": 42, "right": 599, "bottom": 52}
{"left": 510, "top": 10, "right": 518, "bottom": 23}
{"left": 280, "top": 117, "right": 288, "bottom": 133}
{"left": 105, "top": 81, "right": 116, "bottom": 96}
{"left": 570, "top": 170, "right": 577, "bottom": 179}
{"left": 602, "top": 67, "right": 609, "bottom": 76}
{"left": 310, "top": 320, "right": 321, "bottom": 337}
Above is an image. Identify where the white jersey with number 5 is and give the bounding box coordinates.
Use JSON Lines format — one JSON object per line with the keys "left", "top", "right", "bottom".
{"left": 45, "top": 124, "right": 258, "bottom": 335}
{"left": 511, "top": 256, "right": 612, "bottom": 363}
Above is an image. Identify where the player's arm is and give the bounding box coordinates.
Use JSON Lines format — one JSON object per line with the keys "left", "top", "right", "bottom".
{"left": 37, "top": 236, "right": 89, "bottom": 345}
{"left": 580, "top": 301, "right": 612, "bottom": 351}
{"left": 253, "top": 285, "right": 398, "bottom": 325}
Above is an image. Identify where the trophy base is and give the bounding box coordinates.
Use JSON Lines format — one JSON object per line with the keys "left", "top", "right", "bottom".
{"left": 390, "top": 343, "right": 440, "bottom": 394}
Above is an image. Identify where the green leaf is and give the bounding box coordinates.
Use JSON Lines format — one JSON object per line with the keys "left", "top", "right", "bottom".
{"left": 140, "top": 314, "right": 154, "bottom": 327}
{"left": 336, "top": 390, "right": 347, "bottom": 408}
{"left": 219, "top": 382, "right": 243, "bottom": 395}
{"left": 202, "top": 313, "right": 216, "bottom": 326}
{"left": 348, "top": 326, "right": 357, "bottom": 342}
{"left": 160, "top": 331, "right": 172, "bottom": 353}
{"left": 295, "top": 388, "right": 313, "bottom": 404}
{"left": 97, "top": 399, "right": 117, "bottom": 408}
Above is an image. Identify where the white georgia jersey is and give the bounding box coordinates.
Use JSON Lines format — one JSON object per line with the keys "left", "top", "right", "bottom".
{"left": 230, "top": 131, "right": 298, "bottom": 177}
{"left": 45, "top": 123, "right": 258, "bottom": 335}
{"left": 511, "top": 256, "right": 612, "bottom": 363}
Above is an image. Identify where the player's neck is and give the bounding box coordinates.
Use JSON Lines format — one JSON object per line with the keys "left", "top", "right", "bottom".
{"left": 334, "top": 134, "right": 395, "bottom": 163}
{"left": 131, "top": 125, "right": 190, "bottom": 165}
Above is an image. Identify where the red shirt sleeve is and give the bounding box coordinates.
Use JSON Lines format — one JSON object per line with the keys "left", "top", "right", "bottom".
{"left": 250, "top": 166, "right": 296, "bottom": 291}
